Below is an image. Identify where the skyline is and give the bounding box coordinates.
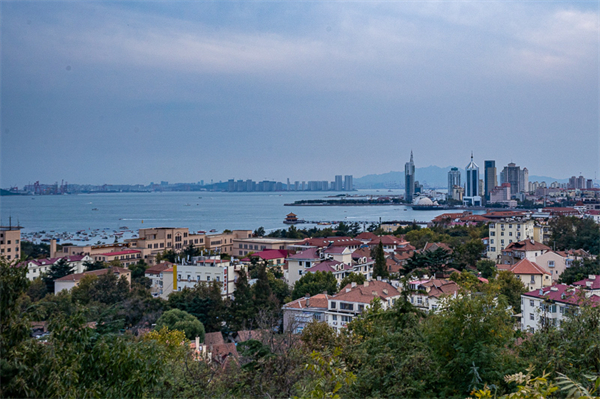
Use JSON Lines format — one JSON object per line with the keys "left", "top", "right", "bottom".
{"left": 1, "top": 2, "right": 598, "bottom": 187}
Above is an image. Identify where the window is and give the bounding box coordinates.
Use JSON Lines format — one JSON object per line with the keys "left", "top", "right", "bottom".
{"left": 490, "top": 231, "right": 495, "bottom": 236}
{"left": 509, "top": 232, "right": 512, "bottom": 236}
{"left": 239, "top": 244, "right": 243, "bottom": 248}
{"left": 501, "top": 232, "right": 504, "bottom": 236}
{"left": 7, "top": 240, "right": 10, "bottom": 244}
{"left": 216, "top": 276, "right": 220, "bottom": 282}
{"left": 184, "top": 232, "right": 188, "bottom": 237}
{"left": 330, "top": 301, "right": 336, "bottom": 309}
{"left": 340, "top": 303, "right": 353, "bottom": 310}
{"left": 530, "top": 276, "right": 535, "bottom": 284}
{"left": 306, "top": 262, "right": 311, "bottom": 268}
{"left": 490, "top": 247, "right": 496, "bottom": 252}
{"left": 178, "top": 274, "right": 181, "bottom": 281}
{"left": 160, "top": 243, "right": 164, "bottom": 248}
{"left": 341, "top": 315, "right": 352, "bottom": 322}
{"left": 530, "top": 300, "right": 534, "bottom": 307}
{"left": 548, "top": 261, "right": 555, "bottom": 268}
{"left": 207, "top": 276, "right": 211, "bottom": 281}
{"left": 530, "top": 313, "right": 534, "bottom": 320}
{"left": 490, "top": 239, "right": 494, "bottom": 244}
{"left": 332, "top": 315, "right": 337, "bottom": 321}
{"left": 298, "top": 270, "right": 303, "bottom": 275}
{"left": 187, "top": 274, "right": 191, "bottom": 280}
{"left": 167, "top": 234, "right": 172, "bottom": 239}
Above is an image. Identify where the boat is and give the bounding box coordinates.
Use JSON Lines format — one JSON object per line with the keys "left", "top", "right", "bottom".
{"left": 92, "top": 208, "right": 98, "bottom": 211}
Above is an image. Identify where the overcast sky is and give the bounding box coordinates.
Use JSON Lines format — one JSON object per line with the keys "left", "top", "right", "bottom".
{"left": 1, "top": 1, "right": 598, "bottom": 186}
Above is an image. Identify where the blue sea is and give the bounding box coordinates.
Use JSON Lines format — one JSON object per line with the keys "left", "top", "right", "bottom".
{"left": 0, "top": 190, "right": 483, "bottom": 244}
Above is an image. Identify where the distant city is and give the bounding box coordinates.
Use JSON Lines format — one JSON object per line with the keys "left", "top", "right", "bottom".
{"left": 2, "top": 154, "right": 597, "bottom": 198}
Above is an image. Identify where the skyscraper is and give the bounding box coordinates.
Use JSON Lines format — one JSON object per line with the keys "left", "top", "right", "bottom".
{"left": 448, "top": 167, "right": 461, "bottom": 196}
{"left": 334, "top": 175, "right": 343, "bottom": 191}
{"left": 404, "top": 151, "right": 415, "bottom": 203}
{"left": 484, "top": 160, "right": 497, "bottom": 201}
{"left": 465, "top": 152, "right": 479, "bottom": 197}
{"left": 500, "top": 163, "right": 523, "bottom": 195}
{"left": 344, "top": 175, "right": 353, "bottom": 191}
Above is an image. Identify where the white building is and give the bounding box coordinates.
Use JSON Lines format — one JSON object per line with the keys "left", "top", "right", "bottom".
{"left": 145, "top": 262, "right": 174, "bottom": 297}
{"left": 325, "top": 280, "right": 401, "bottom": 332}
{"left": 521, "top": 281, "right": 600, "bottom": 333}
{"left": 282, "top": 293, "right": 331, "bottom": 333}
{"left": 408, "top": 278, "right": 460, "bottom": 313}
{"left": 22, "top": 255, "right": 92, "bottom": 281}
{"left": 286, "top": 248, "right": 323, "bottom": 287}
{"left": 173, "top": 256, "right": 243, "bottom": 298}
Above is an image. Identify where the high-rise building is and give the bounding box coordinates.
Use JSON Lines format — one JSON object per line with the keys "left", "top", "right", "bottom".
{"left": 448, "top": 167, "right": 461, "bottom": 196}
{"left": 464, "top": 152, "right": 482, "bottom": 206}
{"left": 344, "top": 175, "right": 353, "bottom": 191}
{"left": 404, "top": 151, "right": 416, "bottom": 203}
{"left": 334, "top": 175, "right": 343, "bottom": 191}
{"left": 500, "top": 163, "right": 526, "bottom": 195}
{"left": 484, "top": 160, "right": 497, "bottom": 201}
{"left": 587, "top": 179, "right": 593, "bottom": 189}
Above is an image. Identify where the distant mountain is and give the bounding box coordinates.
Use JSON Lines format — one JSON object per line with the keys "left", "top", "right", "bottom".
{"left": 355, "top": 166, "right": 458, "bottom": 189}
{"left": 354, "top": 169, "right": 567, "bottom": 189}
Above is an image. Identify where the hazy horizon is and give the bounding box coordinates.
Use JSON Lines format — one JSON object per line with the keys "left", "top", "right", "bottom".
{"left": 2, "top": 1, "right": 598, "bottom": 187}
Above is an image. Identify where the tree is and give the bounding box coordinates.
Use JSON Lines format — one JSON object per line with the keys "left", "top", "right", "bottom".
{"left": 156, "top": 249, "right": 177, "bottom": 263}
{"left": 493, "top": 270, "right": 527, "bottom": 313}
{"left": 477, "top": 259, "right": 497, "bottom": 279}
{"left": 43, "top": 258, "right": 75, "bottom": 293}
{"left": 287, "top": 225, "right": 301, "bottom": 239}
{"left": 558, "top": 258, "right": 600, "bottom": 285}
{"left": 228, "top": 269, "right": 255, "bottom": 331}
{"left": 292, "top": 271, "right": 338, "bottom": 300}
{"left": 168, "top": 282, "right": 224, "bottom": 333}
{"left": 373, "top": 241, "right": 389, "bottom": 279}
{"left": 456, "top": 239, "right": 485, "bottom": 268}
{"left": 155, "top": 309, "right": 205, "bottom": 340}
{"left": 253, "top": 263, "right": 277, "bottom": 312}
{"left": 339, "top": 273, "right": 366, "bottom": 289}
{"left": 128, "top": 259, "right": 150, "bottom": 287}
{"left": 27, "top": 277, "right": 48, "bottom": 301}
{"left": 83, "top": 260, "right": 105, "bottom": 271}
{"left": 550, "top": 216, "right": 600, "bottom": 255}
{"left": 403, "top": 247, "right": 451, "bottom": 277}
{"left": 254, "top": 226, "right": 266, "bottom": 237}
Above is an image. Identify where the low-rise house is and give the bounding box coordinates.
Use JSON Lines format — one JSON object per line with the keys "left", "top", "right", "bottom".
{"left": 533, "top": 252, "right": 568, "bottom": 282}
{"left": 499, "top": 259, "right": 552, "bottom": 291}
{"left": 521, "top": 284, "right": 600, "bottom": 333}
{"left": 145, "top": 262, "right": 174, "bottom": 297}
{"left": 233, "top": 237, "right": 303, "bottom": 257}
{"left": 408, "top": 278, "right": 460, "bottom": 312}
{"left": 305, "top": 260, "right": 354, "bottom": 283}
{"left": 246, "top": 249, "right": 288, "bottom": 267}
{"left": 54, "top": 267, "right": 131, "bottom": 294}
{"left": 93, "top": 250, "right": 142, "bottom": 267}
{"left": 498, "top": 239, "right": 551, "bottom": 265}
{"left": 174, "top": 256, "right": 242, "bottom": 298}
{"left": 282, "top": 293, "right": 330, "bottom": 333}
{"left": 22, "top": 255, "right": 92, "bottom": 281}
{"left": 325, "top": 280, "right": 401, "bottom": 331}
{"left": 286, "top": 248, "right": 322, "bottom": 287}
{"left": 302, "top": 237, "right": 362, "bottom": 251}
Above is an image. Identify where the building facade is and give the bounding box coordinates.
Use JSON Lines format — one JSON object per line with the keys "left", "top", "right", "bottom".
{"left": 484, "top": 160, "right": 497, "bottom": 202}
{"left": 464, "top": 153, "right": 482, "bottom": 206}
{"left": 447, "top": 167, "right": 461, "bottom": 197}
{"left": 487, "top": 219, "right": 535, "bottom": 262}
{"left": 404, "top": 151, "right": 416, "bottom": 203}
{"left": 0, "top": 225, "right": 21, "bottom": 262}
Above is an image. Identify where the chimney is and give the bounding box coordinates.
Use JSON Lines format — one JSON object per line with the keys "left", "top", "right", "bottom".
{"left": 586, "top": 281, "right": 592, "bottom": 287}
{"left": 346, "top": 288, "right": 351, "bottom": 293}
{"left": 377, "top": 276, "right": 381, "bottom": 281}
{"left": 372, "top": 290, "right": 377, "bottom": 296}
{"left": 50, "top": 239, "right": 57, "bottom": 258}
{"left": 383, "top": 289, "right": 388, "bottom": 295}
{"left": 351, "top": 282, "right": 357, "bottom": 288}
{"left": 589, "top": 275, "right": 596, "bottom": 280}
{"left": 364, "top": 281, "right": 369, "bottom": 287}
{"left": 195, "top": 336, "right": 200, "bottom": 351}
{"left": 538, "top": 288, "right": 544, "bottom": 295}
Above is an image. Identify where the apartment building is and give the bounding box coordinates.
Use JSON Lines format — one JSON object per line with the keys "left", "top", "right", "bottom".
{"left": 93, "top": 250, "right": 142, "bottom": 267}
{"left": 145, "top": 262, "right": 174, "bottom": 297}
{"left": 173, "top": 256, "right": 245, "bottom": 299}
{"left": 498, "top": 239, "right": 551, "bottom": 265}
{"left": 282, "top": 293, "right": 331, "bottom": 333}
{"left": 521, "top": 282, "right": 600, "bottom": 333}
{"left": 487, "top": 219, "right": 534, "bottom": 262}
{"left": 233, "top": 236, "right": 303, "bottom": 257}
{"left": 499, "top": 259, "right": 552, "bottom": 291}
{"left": 325, "top": 280, "right": 401, "bottom": 332}
{"left": 408, "top": 278, "right": 460, "bottom": 312}
{"left": 286, "top": 248, "right": 322, "bottom": 287}
{"left": 0, "top": 226, "right": 22, "bottom": 262}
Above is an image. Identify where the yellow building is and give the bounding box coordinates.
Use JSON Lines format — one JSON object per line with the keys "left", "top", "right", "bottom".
{"left": 0, "top": 226, "right": 21, "bottom": 263}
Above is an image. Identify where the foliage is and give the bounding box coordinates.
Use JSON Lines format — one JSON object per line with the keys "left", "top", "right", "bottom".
{"left": 549, "top": 216, "right": 600, "bottom": 255}
{"left": 373, "top": 241, "right": 389, "bottom": 279}
{"left": 493, "top": 270, "right": 527, "bottom": 313}
{"left": 20, "top": 241, "right": 50, "bottom": 259}
{"left": 43, "top": 258, "right": 75, "bottom": 294}
{"left": 168, "top": 282, "right": 224, "bottom": 333}
{"left": 404, "top": 247, "right": 452, "bottom": 277}
{"left": 83, "top": 259, "right": 105, "bottom": 271}
{"left": 27, "top": 277, "right": 48, "bottom": 301}
{"left": 297, "top": 348, "right": 356, "bottom": 399}
{"left": 156, "top": 249, "right": 177, "bottom": 263}
{"left": 155, "top": 309, "right": 205, "bottom": 340}
{"left": 143, "top": 325, "right": 187, "bottom": 356}
{"left": 559, "top": 258, "right": 600, "bottom": 285}
{"left": 477, "top": 259, "right": 498, "bottom": 279}
{"left": 254, "top": 226, "right": 266, "bottom": 237}
{"left": 228, "top": 268, "right": 256, "bottom": 331}
{"left": 339, "top": 273, "right": 366, "bottom": 289}
{"left": 292, "top": 271, "right": 339, "bottom": 300}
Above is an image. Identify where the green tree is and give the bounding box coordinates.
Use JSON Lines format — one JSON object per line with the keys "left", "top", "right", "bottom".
{"left": 253, "top": 263, "right": 277, "bottom": 312}
{"left": 254, "top": 226, "right": 266, "bottom": 237}
{"left": 287, "top": 225, "right": 301, "bottom": 239}
{"left": 156, "top": 249, "right": 177, "bottom": 263}
{"left": 292, "top": 271, "right": 338, "bottom": 300}
{"left": 550, "top": 216, "right": 600, "bottom": 255}
{"left": 168, "top": 281, "right": 224, "bottom": 333}
{"left": 558, "top": 258, "right": 600, "bottom": 285}
{"left": 372, "top": 241, "right": 389, "bottom": 279}
{"left": 228, "top": 269, "right": 255, "bottom": 331}
{"left": 27, "top": 277, "right": 48, "bottom": 301}
{"left": 83, "top": 259, "right": 105, "bottom": 271}
{"left": 493, "top": 270, "right": 527, "bottom": 313}
{"left": 456, "top": 239, "right": 485, "bottom": 268}
{"left": 339, "top": 273, "right": 366, "bottom": 289}
{"left": 477, "top": 259, "right": 497, "bottom": 279}
{"left": 155, "top": 309, "right": 205, "bottom": 340}
{"left": 128, "top": 259, "right": 150, "bottom": 287}
{"left": 43, "top": 258, "right": 75, "bottom": 294}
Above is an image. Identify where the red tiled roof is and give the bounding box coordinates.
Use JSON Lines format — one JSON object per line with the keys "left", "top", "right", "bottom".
{"left": 573, "top": 275, "right": 600, "bottom": 290}
{"left": 145, "top": 262, "right": 173, "bottom": 275}
{"left": 510, "top": 259, "right": 551, "bottom": 275}
{"left": 283, "top": 293, "right": 330, "bottom": 309}
{"left": 334, "top": 280, "right": 400, "bottom": 304}
{"left": 287, "top": 248, "right": 320, "bottom": 260}
{"left": 504, "top": 240, "right": 551, "bottom": 253}
{"left": 523, "top": 284, "right": 600, "bottom": 306}
{"left": 55, "top": 267, "right": 131, "bottom": 282}
{"left": 251, "top": 249, "right": 288, "bottom": 260}
{"left": 95, "top": 250, "right": 141, "bottom": 257}
{"left": 355, "top": 232, "right": 378, "bottom": 241}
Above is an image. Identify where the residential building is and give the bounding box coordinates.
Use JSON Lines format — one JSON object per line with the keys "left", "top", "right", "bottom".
{"left": 93, "top": 249, "right": 142, "bottom": 267}
{"left": 404, "top": 151, "right": 416, "bottom": 203}
{"left": 344, "top": 175, "right": 353, "bottom": 191}
{"left": 233, "top": 237, "right": 303, "bottom": 258}
{"left": 54, "top": 267, "right": 131, "bottom": 294}
{"left": 487, "top": 219, "right": 535, "bottom": 262}
{"left": 0, "top": 225, "right": 22, "bottom": 262}
{"left": 145, "top": 262, "right": 174, "bottom": 297}
{"left": 334, "top": 175, "right": 343, "bottom": 191}
{"left": 286, "top": 248, "right": 322, "bottom": 287}
{"left": 408, "top": 278, "right": 460, "bottom": 312}
{"left": 500, "top": 162, "right": 527, "bottom": 195}
{"left": 533, "top": 252, "right": 568, "bottom": 282}
{"left": 573, "top": 275, "right": 600, "bottom": 295}
{"left": 498, "top": 239, "right": 551, "bottom": 265}
{"left": 325, "top": 280, "right": 401, "bottom": 331}
{"left": 173, "top": 256, "right": 243, "bottom": 298}
{"left": 243, "top": 249, "right": 288, "bottom": 268}
{"left": 282, "top": 293, "right": 331, "bottom": 333}
{"left": 22, "top": 255, "right": 92, "bottom": 281}
{"left": 521, "top": 284, "right": 600, "bottom": 333}
{"left": 499, "top": 259, "right": 552, "bottom": 291}
{"left": 489, "top": 183, "right": 511, "bottom": 204}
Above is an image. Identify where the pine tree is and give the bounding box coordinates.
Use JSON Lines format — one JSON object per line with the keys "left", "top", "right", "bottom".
{"left": 228, "top": 269, "right": 255, "bottom": 331}
{"left": 373, "top": 241, "right": 389, "bottom": 279}
{"left": 44, "top": 258, "right": 75, "bottom": 293}
{"left": 252, "top": 262, "right": 275, "bottom": 311}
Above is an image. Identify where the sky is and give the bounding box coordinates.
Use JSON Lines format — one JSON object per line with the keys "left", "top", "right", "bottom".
{"left": 1, "top": 1, "right": 599, "bottom": 187}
